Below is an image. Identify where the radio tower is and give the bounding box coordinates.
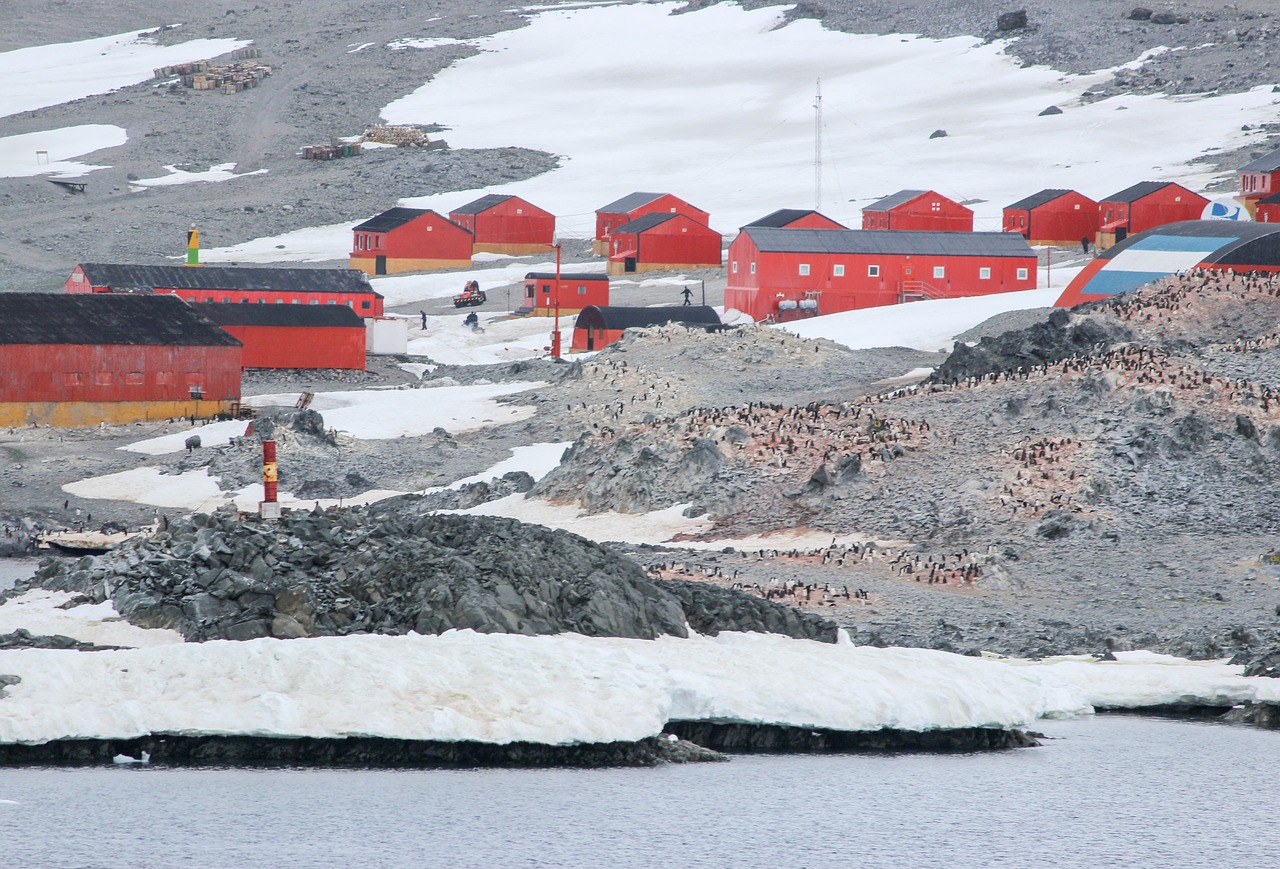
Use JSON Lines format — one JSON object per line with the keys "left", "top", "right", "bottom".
{"left": 813, "top": 79, "right": 823, "bottom": 211}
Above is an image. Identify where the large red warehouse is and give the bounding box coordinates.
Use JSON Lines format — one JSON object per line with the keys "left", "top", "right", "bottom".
{"left": 67, "top": 263, "right": 385, "bottom": 317}
{"left": 606, "top": 213, "right": 722, "bottom": 275}
{"left": 571, "top": 305, "right": 721, "bottom": 352}
{"left": 448, "top": 194, "right": 555, "bottom": 255}
{"left": 724, "top": 227, "right": 1037, "bottom": 322}
{"left": 1002, "top": 189, "right": 1100, "bottom": 247}
{"left": 593, "top": 192, "right": 710, "bottom": 255}
{"left": 190, "top": 303, "right": 367, "bottom": 371}
{"left": 744, "top": 209, "right": 847, "bottom": 230}
{"left": 861, "top": 190, "right": 973, "bottom": 232}
{"left": 518, "top": 272, "right": 610, "bottom": 316}
{"left": 1238, "top": 147, "right": 1280, "bottom": 214}
{"left": 350, "top": 207, "right": 472, "bottom": 275}
{"left": 0, "top": 293, "right": 242, "bottom": 427}
{"left": 1097, "top": 181, "right": 1210, "bottom": 249}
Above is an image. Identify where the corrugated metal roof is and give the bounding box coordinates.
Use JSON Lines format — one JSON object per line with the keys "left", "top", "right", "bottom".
{"left": 597, "top": 191, "right": 665, "bottom": 213}
{"left": 449, "top": 193, "right": 516, "bottom": 215}
{"left": 1101, "top": 180, "right": 1181, "bottom": 204}
{"left": 524, "top": 272, "right": 609, "bottom": 282}
{"left": 77, "top": 264, "right": 381, "bottom": 297}
{"left": 1005, "top": 189, "right": 1074, "bottom": 211}
{"left": 574, "top": 305, "right": 721, "bottom": 331}
{"left": 1239, "top": 147, "right": 1280, "bottom": 174}
{"left": 352, "top": 207, "right": 431, "bottom": 233}
{"left": 1097, "top": 220, "right": 1280, "bottom": 264}
{"left": 744, "top": 209, "right": 830, "bottom": 228}
{"left": 0, "top": 293, "right": 241, "bottom": 347}
{"left": 190, "top": 302, "right": 366, "bottom": 328}
{"left": 741, "top": 227, "right": 1034, "bottom": 257}
{"left": 863, "top": 189, "right": 928, "bottom": 212}
{"left": 612, "top": 212, "right": 681, "bottom": 234}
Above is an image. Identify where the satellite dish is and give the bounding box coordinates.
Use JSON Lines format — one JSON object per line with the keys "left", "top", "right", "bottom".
{"left": 1202, "top": 198, "right": 1251, "bottom": 221}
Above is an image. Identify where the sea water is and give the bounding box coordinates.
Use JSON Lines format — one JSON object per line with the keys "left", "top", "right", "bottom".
{"left": 1, "top": 716, "right": 1276, "bottom": 868}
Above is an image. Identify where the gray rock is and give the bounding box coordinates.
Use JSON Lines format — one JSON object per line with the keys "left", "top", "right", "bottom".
{"left": 996, "top": 10, "right": 1028, "bottom": 32}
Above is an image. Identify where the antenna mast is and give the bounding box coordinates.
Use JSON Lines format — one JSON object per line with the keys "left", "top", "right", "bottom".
{"left": 813, "top": 78, "right": 822, "bottom": 211}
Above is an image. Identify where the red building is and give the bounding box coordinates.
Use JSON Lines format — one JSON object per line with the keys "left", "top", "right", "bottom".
{"left": 861, "top": 190, "right": 973, "bottom": 232}
{"left": 1097, "top": 181, "right": 1210, "bottom": 249}
{"left": 350, "top": 207, "right": 472, "bottom": 275}
{"left": 744, "top": 209, "right": 847, "bottom": 230}
{"left": 606, "top": 213, "right": 722, "bottom": 275}
{"left": 1003, "top": 189, "right": 1100, "bottom": 247}
{"left": 191, "top": 303, "right": 367, "bottom": 371}
{"left": 448, "top": 194, "right": 555, "bottom": 255}
{"left": 1238, "top": 147, "right": 1280, "bottom": 214}
{"left": 594, "top": 192, "right": 710, "bottom": 255}
{"left": 724, "top": 227, "right": 1037, "bottom": 322}
{"left": 519, "top": 272, "right": 610, "bottom": 316}
{"left": 67, "top": 263, "right": 385, "bottom": 317}
{"left": 0, "top": 293, "right": 242, "bottom": 427}
{"left": 1255, "top": 192, "right": 1280, "bottom": 224}
{"left": 571, "top": 305, "right": 721, "bottom": 352}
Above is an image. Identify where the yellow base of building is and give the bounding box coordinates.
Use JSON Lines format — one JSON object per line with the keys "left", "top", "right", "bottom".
{"left": 472, "top": 242, "right": 548, "bottom": 256}
{"left": 349, "top": 256, "right": 472, "bottom": 276}
{"left": 592, "top": 240, "right": 609, "bottom": 256}
{"left": 1029, "top": 239, "right": 1092, "bottom": 248}
{"left": 0, "top": 399, "right": 239, "bottom": 428}
{"left": 524, "top": 306, "right": 588, "bottom": 317}
{"left": 606, "top": 260, "right": 719, "bottom": 276}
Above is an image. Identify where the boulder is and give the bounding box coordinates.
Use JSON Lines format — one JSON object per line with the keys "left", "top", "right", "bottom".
{"left": 996, "top": 10, "right": 1028, "bottom": 31}
{"left": 929, "top": 129, "right": 948, "bottom": 139}
{"left": 1038, "top": 105, "right": 1063, "bottom": 116}
{"left": 1129, "top": 7, "right": 1153, "bottom": 20}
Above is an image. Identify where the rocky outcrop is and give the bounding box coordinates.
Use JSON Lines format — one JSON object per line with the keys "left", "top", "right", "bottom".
{"left": 665, "top": 722, "right": 1039, "bottom": 753}
{"left": 931, "top": 309, "right": 1131, "bottom": 383}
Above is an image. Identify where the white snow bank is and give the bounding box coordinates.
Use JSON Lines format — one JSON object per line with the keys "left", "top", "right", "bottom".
{"left": 0, "top": 31, "right": 250, "bottom": 119}
{"left": 61, "top": 467, "right": 225, "bottom": 510}
{"left": 131, "top": 163, "right": 267, "bottom": 188}
{"left": 434, "top": 442, "right": 571, "bottom": 490}
{"left": 0, "top": 126, "right": 127, "bottom": 180}
{"left": 448, "top": 495, "right": 714, "bottom": 544}
{"left": 0, "top": 591, "right": 182, "bottom": 649}
{"left": 121, "top": 419, "right": 255, "bottom": 456}
{"left": 409, "top": 313, "right": 561, "bottom": 365}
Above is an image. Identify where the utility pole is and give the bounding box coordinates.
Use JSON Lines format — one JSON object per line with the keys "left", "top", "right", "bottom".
{"left": 814, "top": 78, "right": 822, "bottom": 211}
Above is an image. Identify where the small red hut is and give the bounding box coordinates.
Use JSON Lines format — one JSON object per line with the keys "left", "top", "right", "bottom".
{"left": 861, "top": 190, "right": 973, "bottom": 232}
{"left": 519, "top": 272, "right": 610, "bottom": 316}
{"left": 1003, "top": 189, "right": 1100, "bottom": 247}
{"left": 350, "top": 207, "right": 472, "bottom": 275}
{"left": 191, "top": 303, "right": 367, "bottom": 370}
{"left": 571, "top": 305, "right": 721, "bottom": 352}
{"left": 1097, "top": 181, "right": 1210, "bottom": 249}
{"left": 606, "top": 213, "right": 722, "bottom": 275}
{"left": 449, "top": 194, "right": 555, "bottom": 255}
{"left": 1238, "top": 147, "right": 1280, "bottom": 214}
{"left": 593, "top": 192, "right": 710, "bottom": 255}
{"left": 744, "top": 209, "right": 847, "bottom": 231}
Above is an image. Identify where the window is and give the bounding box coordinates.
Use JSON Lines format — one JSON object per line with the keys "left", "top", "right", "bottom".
{"left": 63, "top": 372, "right": 84, "bottom": 386}
{"left": 1017, "top": 268, "right": 1029, "bottom": 280}
{"left": 578, "top": 286, "right": 587, "bottom": 295}
{"left": 71, "top": 272, "right": 83, "bottom": 283}
{"left": 95, "top": 372, "right": 113, "bottom": 386}
{"left": 933, "top": 266, "right": 945, "bottom": 279}
{"left": 979, "top": 267, "right": 991, "bottom": 279}
{"left": 361, "top": 301, "right": 371, "bottom": 310}
{"left": 126, "top": 372, "right": 144, "bottom": 385}
{"left": 931, "top": 201, "right": 941, "bottom": 212}
{"left": 750, "top": 262, "right": 756, "bottom": 275}
{"left": 222, "top": 297, "right": 231, "bottom": 303}
{"left": 276, "top": 299, "right": 284, "bottom": 304}
{"left": 833, "top": 264, "right": 845, "bottom": 277}
{"left": 427, "top": 225, "right": 433, "bottom": 232}
{"left": 868, "top": 265, "right": 880, "bottom": 277}
{"left": 799, "top": 264, "right": 810, "bottom": 276}
{"left": 516, "top": 208, "right": 523, "bottom": 215}
{"left": 310, "top": 300, "right": 319, "bottom": 305}
{"left": 732, "top": 261, "right": 739, "bottom": 274}
{"left": 1073, "top": 203, "right": 1081, "bottom": 211}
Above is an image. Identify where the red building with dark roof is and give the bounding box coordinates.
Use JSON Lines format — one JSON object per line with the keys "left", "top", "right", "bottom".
{"left": 67, "top": 263, "right": 384, "bottom": 317}
{"left": 744, "top": 209, "right": 847, "bottom": 230}
{"left": 571, "top": 305, "right": 721, "bottom": 352}
{"left": 1238, "top": 147, "right": 1280, "bottom": 213}
{"left": 0, "top": 293, "right": 242, "bottom": 427}
{"left": 449, "top": 194, "right": 555, "bottom": 255}
{"left": 593, "top": 192, "right": 710, "bottom": 255}
{"left": 191, "top": 303, "right": 367, "bottom": 370}
{"left": 861, "top": 190, "right": 973, "bottom": 232}
{"left": 519, "top": 272, "right": 610, "bottom": 316}
{"left": 1257, "top": 192, "right": 1280, "bottom": 224}
{"left": 350, "top": 207, "right": 472, "bottom": 275}
{"left": 606, "top": 213, "right": 722, "bottom": 275}
{"left": 1002, "top": 189, "right": 1100, "bottom": 247}
{"left": 724, "top": 227, "right": 1037, "bottom": 322}
{"left": 1097, "top": 181, "right": 1209, "bottom": 249}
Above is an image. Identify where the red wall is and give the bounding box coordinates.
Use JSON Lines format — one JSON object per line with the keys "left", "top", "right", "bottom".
{"left": 1003, "top": 192, "right": 1100, "bottom": 244}
{"left": 1101, "top": 185, "right": 1208, "bottom": 235}
{"left": 523, "top": 276, "right": 610, "bottom": 310}
{"left": 1240, "top": 169, "right": 1280, "bottom": 199}
{"left": 779, "top": 213, "right": 847, "bottom": 230}
{"left": 595, "top": 194, "right": 711, "bottom": 242}
{"left": 1258, "top": 202, "right": 1280, "bottom": 223}
{"left": 352, "top": 212, "right": 472, "bottom": 263}
{"left": 862, "top": 193, "right": 973, "bottom": 232}
{"left": 217, "top": 325, "right": 366, "bottom": 370}
{"left": 571, "top": 326, "right": 624, "bottom": 352}
{"left": 723, "top": 234, "right": 1036, "bottom": 321}
{"left": 0, "top": 344, "right": 241, "bottom": 402}
{"left": 451, "top": 198, "right": 554, "bottom": 246}
{"left": 609, "top": 215, "right": 722, "bottom": 267}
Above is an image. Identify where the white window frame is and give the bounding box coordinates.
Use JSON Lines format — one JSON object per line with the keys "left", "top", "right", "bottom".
{"left": 750, "top": 262, "right": 756, "bottom": 275}
{"left": 1017, "top": 268, "right": 1029, "bottom": 280}
{"left": 833, "top": 264, "right": 845, "bottom": 277}
{"left": 732, "top": 261, "right": 739, "bottom": 273}
{"left": 868, "top": 264, "right": 880, "bottom": 277}
{"left": 979, "top": 267, "right": 991, "bottom": 280}
{"left": 799, "top": 263, "right": 811, "bottom": 276}
{"left": 933, "top": 266, "right": 945, "bottom": 279}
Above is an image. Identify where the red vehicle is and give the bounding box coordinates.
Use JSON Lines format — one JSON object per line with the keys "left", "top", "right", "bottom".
{"left": 453, "top": 280, "right": 487, "bottom": 308}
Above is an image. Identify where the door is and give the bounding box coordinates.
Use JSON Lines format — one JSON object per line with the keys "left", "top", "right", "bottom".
{"left": 375, "top": 255, "right": 386, "bottom": 275}
{"left": 587, "top": 330, "right": 596, "bottom": 351}
{"left": 624, "top": 257, "right": 636, "bottom": 273}
{"left": 1115, "top": 227, "right": 1127, "bottom": 243}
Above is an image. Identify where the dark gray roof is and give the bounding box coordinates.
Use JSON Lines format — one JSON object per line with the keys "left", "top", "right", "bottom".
{"left": 353, "top": 207, "right": 431, "bottom": 233}
{"left": 597, "top": 191, "right": 665, "bottom": 213}
{"left": 190, "top": 302, "right": 366, "bottom": 328}
{"left": 1239, "top": 148, "right": 1280, "bottom": 174}
{"left": 1005, "top": 189, "right": 1074, "bottom": 211}
{"left": 863, "top": 189, "right": 929, "bottom": 211}
{"left": 744, "top": 209, "right": 836, "bottom": 228}
{"left": 1101, "top": 181, "right": 1184, "bottom": 203}
{"left": 524, "top": 272, "right": 609, "bottom": 282}
{"left": 450, "top": 193, "right": 516, "bottom": 215}
{"left": 1258, "top": 192, "right": 1280, "bottom": 205}
{"left": 77, "top": 264, "right": 381, "bottom": 298}
{"left": 613, "top": 213, "right": 683, "bottom": 234}
{"left": 0, "top": 293, "right": 240, "bottom": 347}
{"left": 574, "top": 305, "right": 721, "bottom": 331}
{"left": 741, "top": 227, "right": 1034, "bottom": 257}
{"left": 1097, "top": 220, "right": 1280, "bottom": 266}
